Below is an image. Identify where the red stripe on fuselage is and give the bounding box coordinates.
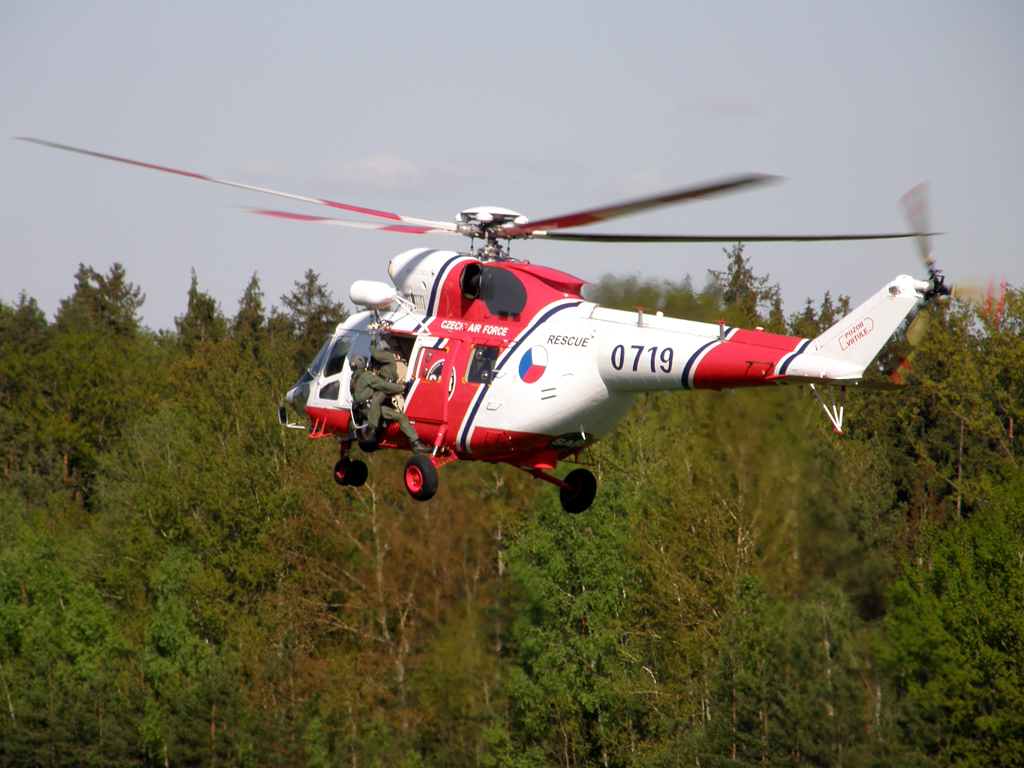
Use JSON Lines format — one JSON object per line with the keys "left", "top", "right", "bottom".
{"left": 691, "top": 330, "right": 806, "bottom": 389}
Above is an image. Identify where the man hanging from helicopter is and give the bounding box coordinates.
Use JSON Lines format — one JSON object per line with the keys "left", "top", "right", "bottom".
{"left": 350, "top": 336, "right": 431, "bottom": 454}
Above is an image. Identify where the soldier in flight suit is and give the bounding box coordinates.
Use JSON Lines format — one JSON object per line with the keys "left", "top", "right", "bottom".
{"left": 350, "top": 341, "right": 430, "bottom": 454}
{"left": 368, "top": 337, "right": 401, "bottom": 425}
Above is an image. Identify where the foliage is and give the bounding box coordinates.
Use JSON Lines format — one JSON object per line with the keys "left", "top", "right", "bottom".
{"left": 0, "top": 254, "right": 1020, "bottom": 766}
{"left": 879, "top": 473, "right": 1024, "bottom": 766}
{"left": 278, "top": 269, "right": 350, "bottom": 374}
{"left": 708, "top": 244, "right": 785, "bottom": 331}
{"left": 175, "top": 268, "right": 227, "bottom": 353}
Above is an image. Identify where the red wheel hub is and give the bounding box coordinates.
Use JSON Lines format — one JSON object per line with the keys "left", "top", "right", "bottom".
{"left": 405, "top": 465, "right": 424, "bottom": 493}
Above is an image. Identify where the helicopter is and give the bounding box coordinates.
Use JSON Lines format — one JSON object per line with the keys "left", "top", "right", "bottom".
{"left": 19, "top": 138, "right": 948, "bottom": 513}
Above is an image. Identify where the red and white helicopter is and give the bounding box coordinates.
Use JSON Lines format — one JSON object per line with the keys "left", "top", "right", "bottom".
{"left": 21, "top": 138, "right": 950, "bottom": 512}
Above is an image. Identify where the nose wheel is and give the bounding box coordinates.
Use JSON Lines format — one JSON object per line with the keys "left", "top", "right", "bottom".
{"left": 334, "top": 458, "right": 368, "bottom": 487}
{"left": 403, "top": 455, "right": 439, "bottom": 501}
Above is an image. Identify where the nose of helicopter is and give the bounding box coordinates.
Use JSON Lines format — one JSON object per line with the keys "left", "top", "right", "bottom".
{"left": 284, "top": 379, "right": 311, "bottom": 417}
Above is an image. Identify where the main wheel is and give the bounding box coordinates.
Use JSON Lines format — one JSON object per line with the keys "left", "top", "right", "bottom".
{"left": 559, "top": 468, "right": 597, "bottom": 514}
{"left": 347, "top": 460, "right": 368, "bottom": 487}
{"left": 335, "top": 458, "right": 369, "bottom": 487}
{"left": 403, "top": 455, "right": 439, "bottom": 501}
{"left": 333, "top": 458, "right": 352, "bottom": 486}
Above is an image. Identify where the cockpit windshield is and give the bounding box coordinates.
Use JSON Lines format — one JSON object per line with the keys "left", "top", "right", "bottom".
{"left": 306, "top": 337, "right": 334, "bottom": 378}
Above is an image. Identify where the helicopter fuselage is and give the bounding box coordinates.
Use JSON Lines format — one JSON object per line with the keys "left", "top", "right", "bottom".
{"left": 286, "top": 248, "right": 926, "bottom": 475}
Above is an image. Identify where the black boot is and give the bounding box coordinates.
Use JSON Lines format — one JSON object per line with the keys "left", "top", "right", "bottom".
{"left": 410, "top": 439, "right": 431, "bottom": 455}
{"left": 363, "top": 427, "right": 379, "bottom": 444}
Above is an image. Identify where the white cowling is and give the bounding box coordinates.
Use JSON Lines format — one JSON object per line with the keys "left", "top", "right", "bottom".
{"left": 349, "top": 280, "right": 397, "bottom": 309}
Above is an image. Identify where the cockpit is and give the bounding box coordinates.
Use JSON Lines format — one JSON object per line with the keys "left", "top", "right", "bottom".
{"left": 283, "top": 326, "right": 417, "bottom": 420}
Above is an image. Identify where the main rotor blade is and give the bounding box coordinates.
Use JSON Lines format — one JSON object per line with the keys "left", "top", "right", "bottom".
{"left": 504, "top": 174, "right": 780, "bottom": 235}
{"left": 16, "top": 137, "right": 457, "bottom": 232}
{"left": 534, "top": 231, "right": 933, "bottom": 243}
{"left": 243, "top": 208, "right": 461, "bottom": 235}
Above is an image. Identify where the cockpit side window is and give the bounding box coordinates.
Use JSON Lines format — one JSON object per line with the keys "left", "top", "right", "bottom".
{"left": 323, "top": 337, "right": 353, "bottom": 378}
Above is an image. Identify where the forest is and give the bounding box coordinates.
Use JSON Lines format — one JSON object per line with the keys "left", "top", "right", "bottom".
{"left": 1, "top": 247, "right": 1022, "bottom": 767}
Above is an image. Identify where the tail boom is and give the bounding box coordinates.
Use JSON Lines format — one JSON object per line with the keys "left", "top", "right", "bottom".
{"left": 597, "top": 275, "right": 925, "bottom": 393}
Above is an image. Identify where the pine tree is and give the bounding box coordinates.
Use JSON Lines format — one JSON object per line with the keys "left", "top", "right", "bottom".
{"left": 56, "top": 263, "right": 145, "bottom": 337}
{"left": 175, "top": 269, "right": 226, "bottom": 353}
{"left": 708, "top": 244, "right": 784, "bottom": 329}
{"left": 231, "top": 272, "right": 266, "bottom": 357}
{"left": 279, "top": 269, "right": 348, "bottom": 372}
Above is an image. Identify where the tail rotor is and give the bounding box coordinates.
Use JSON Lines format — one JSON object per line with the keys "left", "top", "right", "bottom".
{"left": 890, "top": 183, "right": 1006, "bottom": 384}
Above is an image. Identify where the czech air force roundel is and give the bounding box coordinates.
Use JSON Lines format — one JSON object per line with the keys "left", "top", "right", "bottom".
{"left": 518, "top": 346, "right": 548, "bottom": 383}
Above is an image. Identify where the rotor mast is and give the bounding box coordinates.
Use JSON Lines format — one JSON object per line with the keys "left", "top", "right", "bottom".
{"left": 455, "top": 206, "right": 528, "bottom": 261}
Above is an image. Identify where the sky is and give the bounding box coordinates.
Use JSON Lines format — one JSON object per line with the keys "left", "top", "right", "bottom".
{"left": 2, "top": 1, "right": 1022, "bottom": 332}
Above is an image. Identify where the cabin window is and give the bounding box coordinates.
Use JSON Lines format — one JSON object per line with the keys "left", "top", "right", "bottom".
{"left": 466, "top": 345, "right": 500, "bottom": 384}
{"left": 318, "top": 381, "right": 340, "bottom": 401}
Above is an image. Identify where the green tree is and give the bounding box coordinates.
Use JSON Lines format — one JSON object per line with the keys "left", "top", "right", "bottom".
{"left": 847, "top": 285, "right": 1024, "bottom": 540}
{"left": 142, "top": 549, "right": 252, "bottom": 766}
{"left": 2, "top": 267, "right": 171, "bottom": 504}
{"left": 279, "top": 269, "right": 349, "bottom": 373}
{"left": 0, "top": 492, "right": 141, "bottom": 766}
{"left": 504, "top": 489, "right": 659, "bottom": 768}
{"left": 56, "top": 263, "right": 145, "bottom": 337}
{"left": 788, "top": 291, "right": 853, "bottom": 339}
{"left": 880, "top": 473, "right": 1024, "bottom": 766}
{"left": 708, "top": 244, "right": 785, "bottom": 331}
{"left": 0, "top": 294, "right": 52, "bottom": 501}
{"left": 232, "top": 272, "right": 267, "bottom": 357}
{"left": 175, "top": 268, "right": 227, "bottom": 353}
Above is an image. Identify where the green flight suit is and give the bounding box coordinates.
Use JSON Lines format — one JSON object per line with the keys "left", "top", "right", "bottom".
{"left": 352, "top": 349, "right": 419, "bottom": 445}
{"left": 366, "top": 345, "right": 401, "bottom": 428}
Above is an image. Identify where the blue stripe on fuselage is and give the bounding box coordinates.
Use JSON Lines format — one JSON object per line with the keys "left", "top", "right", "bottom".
{"left": 457, "top": 300, "right": 583, "bottom": 452}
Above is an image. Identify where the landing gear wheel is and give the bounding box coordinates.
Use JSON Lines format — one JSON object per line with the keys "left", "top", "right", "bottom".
{"left": 333, "top": 458, "right": 368, "bottom": 487}
{"left": 334, "top": 458, "right": 352, "bottom": 486}
{"left": 403, "top": 455, "right": 439, "bottom": 502}
{"left": 347, "top": 460, "right": 368, "bottom": 487}
{"left": 559, "top": 468, "right": 597, "bottom": 514}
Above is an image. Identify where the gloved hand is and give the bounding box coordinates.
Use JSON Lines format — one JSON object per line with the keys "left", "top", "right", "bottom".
{"left": 402, "top": 380, "right": 413, "bottom": 398}
{"left": 373, "top": 336, "right": 391, "bottom": 353}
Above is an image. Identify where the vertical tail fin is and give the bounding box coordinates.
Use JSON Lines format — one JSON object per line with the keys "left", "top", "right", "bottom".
{"left": 812, "top": 275, "right": 926, "bottom": 368}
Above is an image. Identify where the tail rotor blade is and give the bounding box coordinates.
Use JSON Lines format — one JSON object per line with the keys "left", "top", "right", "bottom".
{"left": 899, "top": 182, "right": 934, "bottom": 268}
{"left": 947, "top": 277, "right": 1007, "bottom": 324}
{"left": 891, "top": 311, "right": 928, "bottom": 386}
{"left": 905, "top": 310, "right": 930, "bottom": 347}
